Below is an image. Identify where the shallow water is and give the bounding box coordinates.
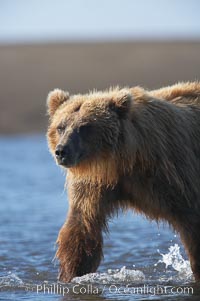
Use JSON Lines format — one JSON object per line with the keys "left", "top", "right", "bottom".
{"left": 0, "top": 135, "right": 199, "bottom": 300}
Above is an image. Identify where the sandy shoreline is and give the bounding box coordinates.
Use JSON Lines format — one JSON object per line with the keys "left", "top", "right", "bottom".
{"left": 0, "top": 41, "right": 200, "bottom": 134}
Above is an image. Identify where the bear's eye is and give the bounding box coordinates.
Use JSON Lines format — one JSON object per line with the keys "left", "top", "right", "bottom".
{"left": 57, "top": 125, "right": 66, "bottom": 135}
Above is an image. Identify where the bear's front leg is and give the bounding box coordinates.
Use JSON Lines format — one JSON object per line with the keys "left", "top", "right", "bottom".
{"left": 56, "top": 205, "right": 104, "bottom": 282}
{"left": 182, "top": 236, "right": 200, "bottom": 281}
{"left": 176, "top": 217, "right": 200, "bottom": 281}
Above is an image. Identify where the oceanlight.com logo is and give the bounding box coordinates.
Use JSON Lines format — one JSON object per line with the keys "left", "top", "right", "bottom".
{"left": 33, "top": 283, "right": 194, "bottom": 296}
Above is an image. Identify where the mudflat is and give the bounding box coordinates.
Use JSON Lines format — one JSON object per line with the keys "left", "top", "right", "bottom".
{"left": 0, "top": 41, "right": 200, "bottom": 134}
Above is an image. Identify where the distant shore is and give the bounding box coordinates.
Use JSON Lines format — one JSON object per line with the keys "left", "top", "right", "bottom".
{"left": 0, "top": 41, "right": 200, "bottom": 134}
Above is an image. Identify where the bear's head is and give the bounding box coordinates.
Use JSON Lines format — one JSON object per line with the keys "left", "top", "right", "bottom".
{"left": 47, "top": 88, "right": 134, "bottom": 183}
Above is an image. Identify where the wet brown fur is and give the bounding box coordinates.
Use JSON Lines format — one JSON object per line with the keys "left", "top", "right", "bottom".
{"left": 47, "top": 82, "right": 200, "bottom": 282}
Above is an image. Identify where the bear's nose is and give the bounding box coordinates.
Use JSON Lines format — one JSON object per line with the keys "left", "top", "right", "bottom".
{"left": 55, "top": 144, "right": 66, "bottom": 160}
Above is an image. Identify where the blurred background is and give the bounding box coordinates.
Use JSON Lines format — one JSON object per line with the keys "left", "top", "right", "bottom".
{"left": 0, "top": 1, "right": 200, "bottom": 299}
{"left": 0, "top": 0, "right": 200, "bottom": 134}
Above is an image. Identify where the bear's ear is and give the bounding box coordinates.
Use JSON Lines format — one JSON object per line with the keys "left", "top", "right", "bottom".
{"left": 109, "top": 91, "right": 133, "bottom": 118}
{"left": 47, "top": 89, "right": 70, "bottom": 117}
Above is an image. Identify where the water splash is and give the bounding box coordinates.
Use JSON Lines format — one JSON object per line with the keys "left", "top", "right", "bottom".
{"left": 158, "top": 244, "right": 193, "bottom": 280}
{"left": 0, "top": 272, "right": 23, "bottom": 288}
{"left": 72, "top": 266, "right": 145, "bottom": 284}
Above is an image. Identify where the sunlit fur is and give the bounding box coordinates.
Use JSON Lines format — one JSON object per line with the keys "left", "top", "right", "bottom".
{"left": 47, "top": 82, "right": 200, "bottom": 282}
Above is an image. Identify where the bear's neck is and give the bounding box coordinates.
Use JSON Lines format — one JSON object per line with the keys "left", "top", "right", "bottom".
{"left": 67, "top": 153, "right": 134, "bottom": 186}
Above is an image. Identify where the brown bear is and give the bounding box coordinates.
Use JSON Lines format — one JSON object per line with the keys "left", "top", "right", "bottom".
{"left": 47, "top": 82, "right": 200, "bottom": 282}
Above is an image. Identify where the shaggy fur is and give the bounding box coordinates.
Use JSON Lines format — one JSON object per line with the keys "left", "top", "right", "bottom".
{"left": 47, "top": 82, "right": 200, "bottom": 282}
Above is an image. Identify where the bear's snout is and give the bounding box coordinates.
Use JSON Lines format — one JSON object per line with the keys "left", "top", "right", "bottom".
{"left": 55, "top": 143, "right": 79, "bottom": 168}
{"left": 55, "top": 130, "right": 83, "bottom": 168}
{"left": 55, "top": 144, "right": 71, "bottom": 166}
